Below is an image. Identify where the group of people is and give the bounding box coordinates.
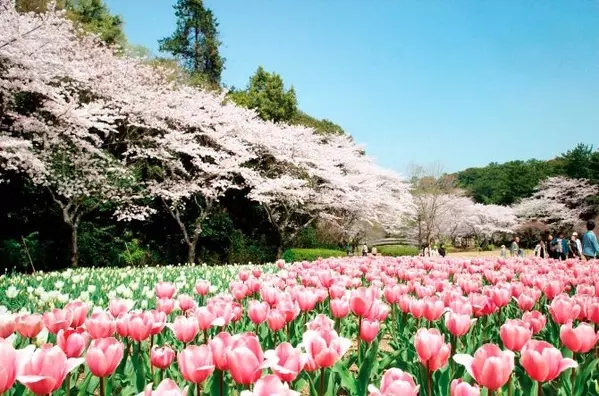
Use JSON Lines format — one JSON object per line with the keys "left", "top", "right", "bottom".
{"left": 509, "top": 220, "right": 599, "bottom": 260}
{"left": 420, "top": 243, "right": 447, "bottom": 258}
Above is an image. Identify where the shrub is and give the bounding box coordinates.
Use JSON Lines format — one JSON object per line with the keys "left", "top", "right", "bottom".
{"left": 377, "top": 245, "right": 419, "bottom": 257}
{"left": 282, "top": 248, "right": 346, "bottom": 262}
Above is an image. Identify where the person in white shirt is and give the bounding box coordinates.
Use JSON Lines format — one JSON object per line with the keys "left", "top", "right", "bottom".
{"left": 573, "top": 232, "right": 583, "bottom": 256}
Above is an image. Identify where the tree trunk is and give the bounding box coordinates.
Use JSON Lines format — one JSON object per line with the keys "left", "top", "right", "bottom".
{"left": 187, "top": 241, "right": 196, "bottom": 265}
{"left": 71, "top": 224, "right": 79, "bottom": 268}
{"left": 276, "top": 244, "right": 284, "bottom": 260}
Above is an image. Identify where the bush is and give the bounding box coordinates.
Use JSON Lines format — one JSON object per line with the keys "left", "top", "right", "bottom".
{"left": 282, "top": 248, "right": 346, "bottom": 262}
{"left": 377, "top": 245, "right": 419, "bottom": 257}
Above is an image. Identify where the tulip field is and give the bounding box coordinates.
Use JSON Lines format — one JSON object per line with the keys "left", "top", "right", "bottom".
{"left": 1, "top": 257, "right": 599, "bottom": 396}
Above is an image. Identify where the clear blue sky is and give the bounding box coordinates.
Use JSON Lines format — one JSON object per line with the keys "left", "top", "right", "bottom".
{"left": 104, "top": 0, "right": 599, "bottom": 174}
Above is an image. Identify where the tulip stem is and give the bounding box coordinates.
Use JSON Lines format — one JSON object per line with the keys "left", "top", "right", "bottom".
{"left": 357, "top": 316, "right": 362, "bottom": 365}
{"left": 571, "top": 353, "right": 576, "bottom": 391}
{"left": 508, "top": 373, "right": 513, "bottom": 396}
{"left": 537, "top": 381, "right": 542, "bottom": 396}
{"left": 65, "top": 374, "right": 70, "bottom": 396}
{"left": 197, "top": 382, "right": 202, "bottom": 396}
{"left": 150, "top": 336, "right": 154, "bottom": 380}
{"left": 320, "top": 368, "right": 325, "bottom": 396}
{"left": 99, "top": 377, "right": 105, "bottom": 396}
{"left": 426, "top": 364, "right": 432, "bottom": 396}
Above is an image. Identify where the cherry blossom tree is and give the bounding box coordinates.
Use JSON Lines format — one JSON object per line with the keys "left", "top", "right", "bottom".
{"left": 513, "top": 176, "right": 599, "bottom": 230}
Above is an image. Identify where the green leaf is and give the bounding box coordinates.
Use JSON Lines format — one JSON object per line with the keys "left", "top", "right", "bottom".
{"left": 574, "top": 357, "right": 599, "bottom": 395}
{"left": 332, "top": 362, "right": 357, "bottom": 394}
{"left": 131, "top": 343, "right": 147, "bottom": 392}
{"left": 76, "top": 370, "right": 94, "bottom": 396}
{"left": 208, "top": 369, "right": 229, "bottom": 396}
{"left": 356, "top": 339, "right": 379, "bottom": 396}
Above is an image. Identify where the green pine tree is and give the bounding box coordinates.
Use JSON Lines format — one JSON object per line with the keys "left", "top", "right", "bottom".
{"left": 159, "top": 0, "right": 225, "bottom": 88}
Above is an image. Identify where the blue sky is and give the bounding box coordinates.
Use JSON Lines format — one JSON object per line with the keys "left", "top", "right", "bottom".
{"left": 104, "top": 0, "right": 599, "bottom": 174}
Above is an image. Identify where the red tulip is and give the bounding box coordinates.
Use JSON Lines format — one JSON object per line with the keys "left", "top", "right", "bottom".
{"left": 17, "top": 344, "right": 83, "bottom": 394}
{"left": 85, "top": 337, "right": 124, "bottom": 378}
{"left": 414, "top": 328, "right": 450, "bottom": 371}
{"left": 453, "top": 344, "right": 514, "bottom": 391}
{"left": 178, "top": 345, "right": 215, "bottom": 384}
{"left": 520, "top": 340, "right": 577, "bottom": 382}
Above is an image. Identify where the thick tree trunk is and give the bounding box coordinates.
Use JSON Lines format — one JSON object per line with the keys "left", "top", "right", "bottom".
{"left": 71, "top": 224, "right": 79, "bottom": 268}
{"left": 276, "top": 244, "right": 284, "bottom": 260}
{"left": 187, "top": 242, "right": 196, "bottom": 265}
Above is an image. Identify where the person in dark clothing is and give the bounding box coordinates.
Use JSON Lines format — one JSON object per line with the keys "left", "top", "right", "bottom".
{"left": 568, "top": 235, "right": 581, "bottom": 259}
{"left": 551, "top": 232, "right": 569, "bottom": 261}
{"left": 438, "top": 244, "right": 446, "bottom": 257}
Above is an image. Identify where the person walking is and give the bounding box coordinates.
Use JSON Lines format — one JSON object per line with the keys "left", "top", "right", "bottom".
{"left": 438, "top": 244, "right": 446, "bottom": 257}
{"left": 546, "top": 234, "right": 555, "bottom": 259}
{"left": 510, "top": 236, "right": 520, "bottom": 257}
{"left": 573, "top": 232, "right": 583, "bottom": 257}
{"left": 534, "top": 238, "right": 547, "bottom": 258}
{"left": 582, "top": 220, "right": 599, "bottom": 260}
{"left": 362, "top": 244, "right": 368, "bottom": 257}
{"left": 551, "top": 232, "right": 569, "bottom": 261}
{"left": 568, "top": 235, "right": 581, "bottom": 259}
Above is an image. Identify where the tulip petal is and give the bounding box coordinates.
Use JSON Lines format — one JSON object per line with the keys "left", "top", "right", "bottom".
{"left": 453, "top": 354, "right": 475, "bottom": 378}
{"left": 558, "top": 358, "right": 578, "bottom": 374}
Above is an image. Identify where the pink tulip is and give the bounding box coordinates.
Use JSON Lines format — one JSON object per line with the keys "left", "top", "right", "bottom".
{"left": 15, "top": 313, "right": 44, "bottom": 339}
{"left": 240, "top": 375, "right": 299, "bottom": 396}
{"left": 306, "top": 314, "right": 335, "bottom": 332}
{"left": 414, "top": 328, "right": 451, "bottom": 371}
{"left": 108, "top": 298, "right": 134, "bottom": 318}
{"left": 178, "top": 345, "right": 215, "bottom": 384}
{"left": 127, "top": 312, "right": 153, "bottom": 342}
{"left": 267, "top": 309, "right": 286, "bottom": 332}
{"left": 178, "top": 294, "right": 196, "bottom": 312}
{"left": 151, "top": 345, "right": 176, "bottom": 369}
{"left": 43, "top": 308, "right": 73, "bottom": 334}
{"left": 0, "top": 312, "right": 16, "bottom": 338}
{"left": 522, "top": 311, "right": 546, "bottom": 334}
{"left": 85, "top": 312, "right": 116, "bottom": 339}
{"left": 65, "top": 300, "right": 90, "bottom": 328}
{"left": 149, "top": 310, "right": 167, "bottom": 336}
{"left": 549, "top": 295, "right": 581, "bottom": 325}
{"left": 367, "top": 368, "right": 419, "bottom": 396}
{"left": 302, "top": 328, "right": 352, "bottom": 369}
{"left": 560, "top": 322, "right": 599, "bottom": 353}
{"left": 360, "top": 319, "right": 380, "bottom": 343}
{"left": 195, "top": 280, "right": 211, "bottom": 296}
{"left": 450, "top": 379, "right": 480, "bottom": 396}
{"left": 85, "top": 337, "right": 124, "bottom": 378}
{"left": 57, "top": 327, "right": 89, "bottom": 358}
{"left": 17, "top": 344, "right": 83, "bottom": 395}
{"left": 141, "top": 378, "right": 188, "bottom": 396}
{"left": 454, "top": 344, "right": 515, "bottom": 391}
{"left": 350, "top": 287, "right": 377, "bottom": 317}
{"left": 170, "top": 316, "right": 199, "bottom": 343}
{"left": 195, "top": 306, "right": 226, "bottom": 331}
{"left": 296, "top": 289, "right": 319, "bottom": 312}
{"left": 423, "top": 297, "right": 445, "bottom": 322}
{"left": 266, "top": 342, "right": 306, "bottom": 382}
{"left": 520, "top": 340, "right": 577, "bottom": 382}
{"left": 500, "top": 319, "right": 532, "bottom": 352}
{"left": 445, "top": 312, "right": 475, "bottom": 337}
{"left": 115, "top": 313, "right": 130, "bottom": 338}
{"left": 226, "top": 333, "right": 273, "bottom": 385}
{"left": 330, "top": 298, "right": 350, "bottom": 319}
{"left": 514, "top": 293, "right": 536, "bottom": 312}
{"left": 156, "top": 298, "right": 176, "bottom": 315}
{"left": 0, "top": 340, "right": 35, "bottom": 393}
{"left": 155, "top": 282, "right": 176, "bottom": 299}
{"left": 248, "top": 300, "right": 270, "bottom": 324}
{"left": 209, "top": 331, "right": 234, "bottom": 371}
